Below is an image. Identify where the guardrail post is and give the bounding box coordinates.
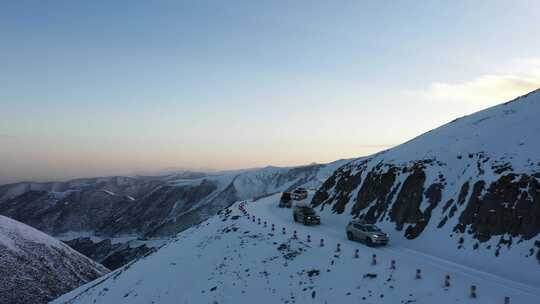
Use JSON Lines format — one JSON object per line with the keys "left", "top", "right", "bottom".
{"left": 444, "top": 275, "right": 451, "bottom": 288}
{"left": 470, "top": 285, "right": 477, "bottom": 298}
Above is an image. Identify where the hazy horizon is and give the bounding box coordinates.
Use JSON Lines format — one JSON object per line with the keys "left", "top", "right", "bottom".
{"left": 2, "top": 1, "right": 540, "bottom": 185}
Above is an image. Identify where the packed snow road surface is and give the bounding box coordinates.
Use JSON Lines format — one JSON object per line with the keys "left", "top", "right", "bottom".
{"left": 54, "top": 193, "right": 540, "bottom": 304}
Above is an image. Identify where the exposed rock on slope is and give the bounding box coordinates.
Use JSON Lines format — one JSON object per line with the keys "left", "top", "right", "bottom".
{"left": 0, "top": 215, "right": 109, "bottom": 304}
{"left": 312, "top": 89, "right": 540, "bottom": 285}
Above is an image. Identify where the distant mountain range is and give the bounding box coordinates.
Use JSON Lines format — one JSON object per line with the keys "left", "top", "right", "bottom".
{"left": 0, "top": 160, "right": 349, "bottom": 268}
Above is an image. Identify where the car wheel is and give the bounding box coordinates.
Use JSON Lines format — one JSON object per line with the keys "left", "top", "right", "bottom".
{"left": 347, "top": 232, "right": 353, "bottom": 241}
{"left": 366, "top": 238, "right": 374, "bottom": 247}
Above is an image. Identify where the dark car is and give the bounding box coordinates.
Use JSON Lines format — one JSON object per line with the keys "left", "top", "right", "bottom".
{"left": 279, "top": 192, "right": 293, "bottom": 208}
{"left": 291, "top": 187, "right": 308, "bottom": 200}
{"left": 293, "top": 205, "right": 320, "bottom": 225}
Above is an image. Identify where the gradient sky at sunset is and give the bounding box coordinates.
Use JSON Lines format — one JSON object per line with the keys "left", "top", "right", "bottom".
{"left": 2, "top": 1, "right": 540, "bottom": 184}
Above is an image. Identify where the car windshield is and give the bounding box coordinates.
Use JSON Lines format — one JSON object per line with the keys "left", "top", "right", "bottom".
{"left": 364, "top": 225, "right": 381, "bottom": 232}
{"left": 301, "top": 208, "right": 316, "bottom": 215}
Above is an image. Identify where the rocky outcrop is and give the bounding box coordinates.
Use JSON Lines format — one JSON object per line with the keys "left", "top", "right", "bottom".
{"left": 454, "top": 174, "right": 540, "bottom": 242}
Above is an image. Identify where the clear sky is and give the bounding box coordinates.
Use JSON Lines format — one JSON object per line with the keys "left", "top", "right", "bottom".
{"left": 1, "top": 1, "right": 540, "bottom": 184}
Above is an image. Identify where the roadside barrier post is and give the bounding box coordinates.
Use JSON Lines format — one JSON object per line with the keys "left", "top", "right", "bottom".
{"left": 444, "top": 275, "right": 451, "bottom": 288}
{"left": 354, "top": 249, "right": 359, "bottom": 258}
{"left": 470, "top": 285, "right": 477, "bottom": 298}
{"left": 415, "top": 269, "right": 422, "bottom": 279}
{"left": 264, "top": 221, "right": 267, "bottom": 227}
{"left": 307, "top": 235, "right": 311, "bottom": 243}
{"left": 282, "top": 227, "right": 286, "bottom": 235}
{"left": 504, "top": 296, "right": 510, "bottom": 304}
{"left": 390, "top": 260, "right": 396, "bottom": 270}
{"left": 318, "top": 238, "right": 323, "bottom": 246}
{"left": 371, "top": 254, "right": 377, "bottom": 265}
{"left": 336, "top": 243, "right": 341, "bottom": 253}
{"left": 292, "top": 230, "right": 297, "bottom": 239}
{"left": 271, "top": 224, "right": 275, "bottom": 232}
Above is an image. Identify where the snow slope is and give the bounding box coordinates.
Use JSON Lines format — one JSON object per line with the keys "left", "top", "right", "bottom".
{"left": 0, "top": 215, "right": 109, "bottom": 304}
{"left": 311, "top": 89, "right": 540, "bottom": 286}
{"left": 53, "top": 194, "right": 540, "bottom": 304}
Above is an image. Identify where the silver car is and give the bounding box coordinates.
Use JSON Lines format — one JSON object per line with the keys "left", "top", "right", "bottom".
{"left": 346, "top": 221, "right": 389, "bottom": 246}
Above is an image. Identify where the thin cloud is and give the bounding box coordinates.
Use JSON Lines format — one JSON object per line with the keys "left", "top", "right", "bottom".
{"left": 411, "top": 57, "right": 540, "bottom": 107}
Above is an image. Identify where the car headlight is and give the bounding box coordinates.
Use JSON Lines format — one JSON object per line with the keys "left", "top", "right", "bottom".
{"left": 372, "top": 235, "right": 379, "bottom": 238}
{"left": 307, "top": 216, "right": 312, "bottom": 219}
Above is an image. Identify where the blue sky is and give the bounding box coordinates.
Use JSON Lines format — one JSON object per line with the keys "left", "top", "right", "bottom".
{"left": 1, "top": 1, "right": 540, "bottom": 184}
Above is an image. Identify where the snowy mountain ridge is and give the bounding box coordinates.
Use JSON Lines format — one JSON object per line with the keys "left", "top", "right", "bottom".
{"left": 50, "top": 89, "right": 540, "bottom": 304}
{"left": 311, "top": 88, "right": 540, "bottom": 286}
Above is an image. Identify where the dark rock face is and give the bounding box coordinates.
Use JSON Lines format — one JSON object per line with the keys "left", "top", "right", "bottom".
{"left": 390, "top": 167, "right": 426, "bottom": 230}
{"left": 352, "top": 165, "right": 398, "bottom": 220}
{"left": 455, "top": 174, "right": 540, "bottom": 242}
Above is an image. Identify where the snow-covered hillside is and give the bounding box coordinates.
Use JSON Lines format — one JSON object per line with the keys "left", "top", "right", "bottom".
{"left": 0, "top": 215, "right": 109, "bottom": 304}
{"left": 0, "top": 161, "right": 349, "bottom": 268}
{"left": 53, "top": 195, "right": 540, "bottom": 304}
{"left": 311, "top": 88, "right": 540, "bottom": 286}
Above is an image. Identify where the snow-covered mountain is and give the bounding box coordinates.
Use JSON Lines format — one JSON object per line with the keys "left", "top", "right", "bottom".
{"left": 53, "top": 195, "right": 540, "bottom": 304}
{"left": 0, "top": 215, "right": 109, "bottom": 304}
{"left": 0, "top": 161, "right": 349, "bottom": 268}
{"left": 50, "top": 89, "right": 540, "bottom": 304}
{"left": 311, "top": 88, "right": 540, "bottom": 286}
